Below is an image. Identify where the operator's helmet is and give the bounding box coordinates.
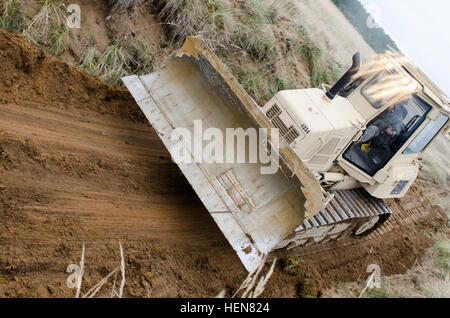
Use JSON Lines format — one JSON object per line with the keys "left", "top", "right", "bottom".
{"left": 388, "top": 105, "right": 408, "bottom": 134}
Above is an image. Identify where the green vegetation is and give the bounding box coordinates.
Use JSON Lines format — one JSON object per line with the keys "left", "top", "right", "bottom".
{"left": 0, "top": 0, "right": 25, "bottom": 33}
{"left": 332, "top": 0, "right": 399, "bottom": 53}
{"left": 49, "top": 22, "right": 69, "bottom": 56}
{"left": 1, "top": 0, "right": 342, "bottom": 96}
{"left": 299, "top": 281, "right": 314, "bottom": 298}
{"left": 365, "top": 288, "right": 391, "bottom": 298}
{"left": 107, "top": 0, "right": 145, "bottom": 10}
{"left": 79, "top": 39, "right": 160, "bottom": 86}
{"left": 157, "top": 0, "right": 341, "bottom": 104}
{"left": 434, "top": 240, "right": 450, "bottom": 272}
{"left": 0, "top": 0, "right": 71, "bottom": 56}
{"left": 283, "top": 255, "right": 303, "bottom": 275}
{"left": 157, "top": 0, "right": 280, "bottom": 61}
{"left": 227, "top": 63, "right": 297, "bottom": 104}
{"left": 0, "top": 0, "right": 159, "bottom": 85}
{"left": 24, "top": 0, "right": 71, "bottom": 56}
{"left": 296, "top": 24, "right": 341, "bottom": 87}
{"left": 298, "top": 42, "right": 338, "bottom": 88}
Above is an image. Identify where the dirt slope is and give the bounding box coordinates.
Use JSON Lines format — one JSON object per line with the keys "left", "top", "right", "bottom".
{"left": 0, "top": 30, "right": 447, "bottom": 297}
{"left": 293, "top": 0, "right": 375, "bottom": 66}
{"left": 0, "top": 29, "right": 247, "bottom": 297}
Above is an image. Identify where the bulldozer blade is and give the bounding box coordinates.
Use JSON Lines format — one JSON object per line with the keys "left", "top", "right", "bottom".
{"left": 122, "top": 36, "right": 324, "bottom": 272}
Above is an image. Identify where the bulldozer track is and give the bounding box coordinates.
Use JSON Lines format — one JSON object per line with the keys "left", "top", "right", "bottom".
{"left": 294, "top": 195, "right": 427, "bottom": 257}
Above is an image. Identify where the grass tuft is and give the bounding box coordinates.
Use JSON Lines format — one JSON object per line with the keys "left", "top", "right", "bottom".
{"left": 434, "top": 240, "right": 450, "bottom": 272}
{"left": 79, "top": 38, "right": 160, "bottom": 86}
{"left": 283, "top": 255, "right": 303, "bottom": 275}
{"left": 0, "top": 0, "right": 25, "bottom": 33}
{"left": 96, "top": 42, "right": 136, "bottom": 84}
{"left": 299, "top": 281, "right": 314, "bottom": 298}
{"left": 297, "top": 26, "right": 341, "bottom": 88}
{"left": 24, "top": 0, "right": 71, "bottom": 56}
{"left": 422, "top": 135, "right": 450, "bottom": 190}
{"left": 107, "top": 0, "right": 146, "bottom": 11}
{"left": 365, "top": 288, "right": 390, "bottom": 298}
{"left": 50, "top": 22, "right": 69, "bottom": 56}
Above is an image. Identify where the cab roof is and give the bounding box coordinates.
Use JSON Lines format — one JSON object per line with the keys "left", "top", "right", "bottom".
{"left": 386, "top": 51, "right": 450, "bottom": 115}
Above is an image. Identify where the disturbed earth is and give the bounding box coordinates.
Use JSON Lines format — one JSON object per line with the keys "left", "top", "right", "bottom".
{"left": 0, "top": 30, "right": 447, "bottom": 297}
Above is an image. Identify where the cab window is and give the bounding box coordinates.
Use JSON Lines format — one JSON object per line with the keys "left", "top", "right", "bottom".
{"left": 361, "top": 71, "right": 399, "bottom": 109}
{"left": 339, "top": 75, "right": 368, "bottom": 97}
{"left": 404, "top": 113, "right": 448, "bottom": 154}
{"left": 343, "top": 94, "right": 432, "bottom": 176}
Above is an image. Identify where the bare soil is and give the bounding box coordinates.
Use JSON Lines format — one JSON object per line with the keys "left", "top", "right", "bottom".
{"left": 0, "top": 29, "right": 447, "bottom": 298}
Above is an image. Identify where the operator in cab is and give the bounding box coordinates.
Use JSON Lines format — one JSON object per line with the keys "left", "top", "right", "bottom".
{"left": 358, "top": 104, "right": 408, "bottom": 165}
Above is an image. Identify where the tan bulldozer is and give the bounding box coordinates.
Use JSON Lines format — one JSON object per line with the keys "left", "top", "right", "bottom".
{"left": 123, "top": 36, "right": 449, "bottom": 272}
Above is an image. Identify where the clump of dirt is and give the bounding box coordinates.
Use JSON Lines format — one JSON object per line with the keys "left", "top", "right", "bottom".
{"left": 0, "top": 29, "right": 447, "bottom": 298}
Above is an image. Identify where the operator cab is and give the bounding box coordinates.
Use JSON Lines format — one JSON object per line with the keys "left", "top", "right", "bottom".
{"left": 336, "top": 53, "right": 449, "bottom": 198}
{"left": 343, "top": 94, "right": 441, "bottom": 176}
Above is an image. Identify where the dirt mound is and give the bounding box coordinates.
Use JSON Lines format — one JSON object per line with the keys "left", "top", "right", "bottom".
{"left": 0, "top": 29, "right": 446, "bottom": 297}
{"left": 0, "top": 29, "right": 143, "bottom": 123}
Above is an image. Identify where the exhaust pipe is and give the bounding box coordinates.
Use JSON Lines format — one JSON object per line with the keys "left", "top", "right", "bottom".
{"left": 326, "top": 52, "right": 361, "bottom": 100}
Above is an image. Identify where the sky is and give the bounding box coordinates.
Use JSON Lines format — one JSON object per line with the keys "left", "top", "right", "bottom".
{"left": 359, "top": 0, "right": 450, "bottom": 96}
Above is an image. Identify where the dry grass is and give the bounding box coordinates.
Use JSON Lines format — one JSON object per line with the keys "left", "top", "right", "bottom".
{"left": 68, "top": 242, "right": 127, "bottom": 298}
{"left": 214, "top": 255, "right": 277, "bottom": 298}
{"left": 1, "top": 0, "right": 161, "bottom": 85}
{"left": 1, "top": 0, "right": 72, "bottom": 56}
{"left": 107, "top": 0, "right": 147, "bottom": 11}
{"left": 421, "top": 135, "right": 450, "bottom": 218}
{"left": 0, "top": 0, "right": 26, "bottom": 33}
{"left": 156, "top": 0, "right": 280, "bottom": 51}
{"left": 365, "top": 288, "right": 391, "bottom": 298}
{"left": 24, "top": 0, "right": 71, "bottom": 56}
{"left": 422, "top": 135, "right": 450, "bottom": 190}
{"left": 4, "top": 0, "right": 342, "bottom": 101}
{"left": 232, "top": 256, "right": 277, "bottom": 298}
{"left": 155, "top": 0, "right": 341, "bottom": 105}
{"left": 79, "top": 38, "right": 160, "bottom": 86}
{"left": 434, "top": 240, "right": 450, "bottom": 272}
{"left": 383, "top": 243, "right": 449, "bottom": 298}
{"left": 296, "top": 25, "right": 341, "bottom": 88}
